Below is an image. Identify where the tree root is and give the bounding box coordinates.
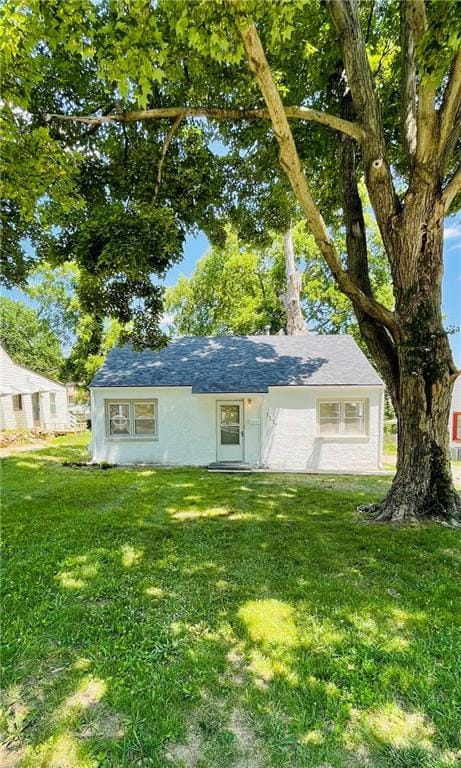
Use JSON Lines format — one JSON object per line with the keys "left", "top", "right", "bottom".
{"left": 358, "top": 492, "right": 461, "bottom": 526}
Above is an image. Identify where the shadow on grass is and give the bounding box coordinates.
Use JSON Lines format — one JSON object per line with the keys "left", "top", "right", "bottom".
{"left": 1, "top": 440, "right": 460, "bottom": 767}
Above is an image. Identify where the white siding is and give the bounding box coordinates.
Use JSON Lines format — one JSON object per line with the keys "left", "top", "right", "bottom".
{"left": 90, "top": 387, "right": 264, "bottom": 466}
{"left": 90, "top": 385, "right": 383, "bottom": 471}
{"left": 0, "top": 346, "right": 68, "bottom": 430}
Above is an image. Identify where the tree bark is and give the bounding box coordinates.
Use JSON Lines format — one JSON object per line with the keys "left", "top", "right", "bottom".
{"left": 282, "top": 229, "right": 308, "bottom": 335}
{"left": 369, "top": 205, "right": 461, "bottom": 523}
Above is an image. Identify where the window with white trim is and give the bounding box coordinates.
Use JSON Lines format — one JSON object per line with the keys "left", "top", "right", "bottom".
{"left": 13, "top": 394, "right": 23, "bottom": 411}
{"left": 50, "top": 392, "right": 57, "bottom": 415}
{"left": 105, "top": 400, "right": 157, "bottom": 438}
{"left": 318, "top": 399, "right": 368, "bottom": 436}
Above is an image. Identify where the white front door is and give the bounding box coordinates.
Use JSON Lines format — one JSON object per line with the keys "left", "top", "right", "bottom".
{"left": 217, "top": 400, "right": 244, "bottom": 462}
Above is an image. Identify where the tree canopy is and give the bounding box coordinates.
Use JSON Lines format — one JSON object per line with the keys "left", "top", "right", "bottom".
{"left": 0, "top": 297, "right": 63, "bottom": 377}
{"left": 166, "top": 221, "right": 393, "bottom": 341}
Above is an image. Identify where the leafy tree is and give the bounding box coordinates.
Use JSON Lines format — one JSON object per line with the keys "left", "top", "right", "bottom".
{"left": 1, "top": 0, "right": 460, "bottom": 521}
{"left": 166, "top": 230, "right": 286, "bottom": 335}
{"left": 25, "top": 263, "right": 122, "bottom": 390}
{"left": 166, "top": 222, "right": 391, "bottom": 343}
{"left": 0, "top": 297, "right": 63, "bottom": 377}
{"left": 25, "top": 263, "right": 81, "bottom": 345}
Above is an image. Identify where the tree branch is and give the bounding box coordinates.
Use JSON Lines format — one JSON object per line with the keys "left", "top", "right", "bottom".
{"left": 400, "top": 0, "right": 417, "bottom": 162}
{"left": 233, "top": 15, "right": 396, "bottom": 335}
{"left": 153, "top": 112, "right": 184, "bottom": 200}
{"left": 439, "top": 49, "right": 461, "bottom": 164}
{"left": 326, "top": 0, "right": 400, "bottom": 237}
{"left": 339, "top": 89, "right": 399, "bottom": 406}
{"left": 442, "top": 165, "right": 461, "bottom": 212}
{"left": 404, "top": 1, "right": 437, "bottom": 165}
{"left": 45, "top": 105, "right": 366, "bottom": 142}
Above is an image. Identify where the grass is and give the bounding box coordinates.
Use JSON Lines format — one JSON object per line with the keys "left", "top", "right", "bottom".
{"left": 1, "top": 433, "right": 460, "bottom": 768}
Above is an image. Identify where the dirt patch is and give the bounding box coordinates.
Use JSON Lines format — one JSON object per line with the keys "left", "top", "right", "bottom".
{"left": 165, "top": 725, "right": 203, "bottom": 767}
{"left": 79, "top": 710, "right": 125, "bottom": 741}
{"left": 228, "top": 708, "right": 262, "bottom": 768}
{"left": 0, "top": 740, "right": 26, "bottom": 768}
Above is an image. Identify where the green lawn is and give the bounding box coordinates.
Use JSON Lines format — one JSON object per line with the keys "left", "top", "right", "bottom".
{"left": 1, "top": 434, "right": 460, "bottom": 768}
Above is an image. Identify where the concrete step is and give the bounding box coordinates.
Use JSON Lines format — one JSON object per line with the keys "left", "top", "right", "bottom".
{"left": 207, "top": 462, "right": 253, "bottom": 473}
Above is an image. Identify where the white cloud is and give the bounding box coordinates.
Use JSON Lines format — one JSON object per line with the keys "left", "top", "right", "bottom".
{"left": 444, "top": 224, "right": 461, "bottom": 240}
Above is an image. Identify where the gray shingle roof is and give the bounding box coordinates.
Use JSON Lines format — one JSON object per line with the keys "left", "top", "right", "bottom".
{"left": 91, "top": 335, "right": 383, "bottom": 392}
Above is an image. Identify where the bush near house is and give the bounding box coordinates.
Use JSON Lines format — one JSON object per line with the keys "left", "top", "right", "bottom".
{"left": 1, "top": 434, "right": 460, "bottom": 768}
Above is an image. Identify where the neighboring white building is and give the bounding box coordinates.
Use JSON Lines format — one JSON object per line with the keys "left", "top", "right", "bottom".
{"left": 90, "top": 335, "right": 385, "bottom": 472}
{"left": 450, "top": 375, "right": 461, "bottom": 459}
{"left": 0, "top": 345, "right": 69, "bottom": 431}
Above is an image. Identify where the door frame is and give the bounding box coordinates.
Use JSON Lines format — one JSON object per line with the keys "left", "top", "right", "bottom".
{"left": 216, "top": 399, "right": 245, "bottom": 462}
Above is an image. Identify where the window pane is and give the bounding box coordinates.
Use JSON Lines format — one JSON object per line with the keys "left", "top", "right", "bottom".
{"left": 135, "top": 419, "right": 156, "bottom": 435}
{"left": 319, "top": 402, "right": 340, "bottom": 434}
{"left": 319, "top": 402, "right": 339, "bottom": 419}
{"left": 344, "top": 401, "right": 364, "bottom": 418}
{"left": 344, "top": 418, "right": 366, "bottom": 434}
{"left": 109, "top": 403, "right": 130, "bottom": 435}
{"left": 221, "top": 405, "right": 240, "bottom": 425}
{"left": 134, "top": 402, "right": 155, "bottom": 419}
{"left": 13, "top": 394, "right": 23, "bottom": 411}
{"left": 134, "top": 402, "right": 156, "bottom": 435}
{"left": 50, "top": 393, "right": 57, "bottom": 415}
{"left": 221, "top": 426, "right": 240, "bottom": 445}
{"left": 319, "top": 419, "right": 340, "bottom": 435}
{"left": 344, "top": 401, "right": 366, "bottom": 434}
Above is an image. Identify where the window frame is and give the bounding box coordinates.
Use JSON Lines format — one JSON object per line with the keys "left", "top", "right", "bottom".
{"left": 104, "top": 399, "right": 158, "bottom": 440}
{"left": 50, "top": 392, "right": 57, "bottom": 416}
{"left": 12, "top": 394, "right": 23, "bottom": 412}
{"left": 317, "top": 398, "right": 369, "bottom": 438}
{"left": 453, "top": 412, "right": 461, "bottom": 443}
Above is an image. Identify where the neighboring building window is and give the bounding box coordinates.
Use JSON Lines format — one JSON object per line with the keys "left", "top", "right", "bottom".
{"left": 12, "top": 394, "right": 23, "bottom": 411}
{"left": 453, "top": 412, "right": 461, "bottom": 442}
{"left": 106, "top": 401, "right": 157, "bottom": 438}
{"left": 50, "top": 393, "right": 57, "bottom": 415}
{"left": 318, "top": 400, "right": 368, "bottom": 436}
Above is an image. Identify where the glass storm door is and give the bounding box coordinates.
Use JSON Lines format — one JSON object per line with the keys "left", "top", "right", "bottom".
{"left": 31, "top": 392, "right": 41, "bottom": 427}
{"left": 217, "top": 401, "right": 244, "bottom": 462}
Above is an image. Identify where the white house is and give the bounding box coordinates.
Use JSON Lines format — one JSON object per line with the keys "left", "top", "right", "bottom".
{"left": 450, "top": 375, "right": 461, "bottom": 459}
{"left": 90, "top": 335, "right": 385, "bottom": 472}
{"left": 0, "top": 345, "right": 69, "bottom": 431}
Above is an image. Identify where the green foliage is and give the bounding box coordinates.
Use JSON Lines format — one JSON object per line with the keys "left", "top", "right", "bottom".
{"left": 166, "top": 222, "right": 392, "bottom": 344}
{"left": 1, "top": 0, "right": 459, "bottom": 350}
{"left": 26, "top": 263, "right": 80, "bottom": 345}
{"left": 165, "top": 230, "right": 286, "bottom": 336}
{"left": 2, "top": 435, "right": 461, "bottom": 766}
{"left": 0, "top": 297, "right": 63, "bottom": 377}
{"left": 61, "top": 314, "right": 123, "bottom": 391}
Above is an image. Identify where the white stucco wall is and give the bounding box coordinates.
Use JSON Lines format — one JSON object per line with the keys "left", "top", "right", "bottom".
{"left": 90, "top": 385, "right": 384, "bottom": 471}
{"left": 0, "top": 346, "right": 68, "bottom": 430}
{"left": 261, "top": 386, "right": 384, "bottom": 471}
{"left": 90, "top": 387, "right": 264, "bottom": 466}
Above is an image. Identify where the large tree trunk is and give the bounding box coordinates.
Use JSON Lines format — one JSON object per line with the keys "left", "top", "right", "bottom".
{"left": 367, "top": 207, "right": 461, "bottom": 523}
{"left": 377, "top": 358, "right": 459, "bottom": 523}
